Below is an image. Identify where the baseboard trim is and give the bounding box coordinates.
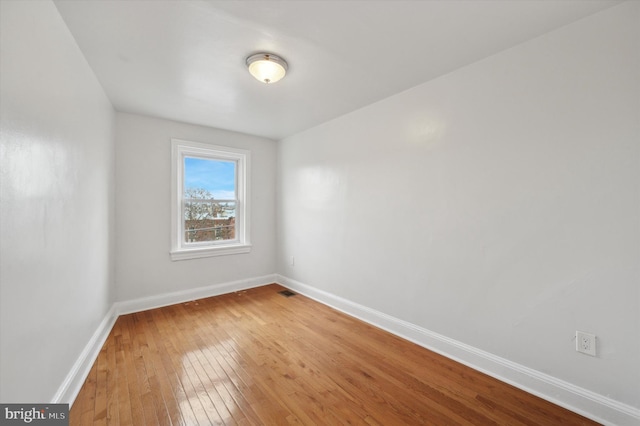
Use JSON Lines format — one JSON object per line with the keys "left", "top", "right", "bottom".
{"left": 115, "top": 274, "right": 278, "bottom": 315}
{"left": 276, "top": 274, "right": 640, "bottom": 426}
{"left": 52, "top": 304, "right": 118, "bottom": 406}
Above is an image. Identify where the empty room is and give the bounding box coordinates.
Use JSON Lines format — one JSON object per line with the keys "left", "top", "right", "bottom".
{"left": 1, "top": 0, "right": 638, "bottom": 425}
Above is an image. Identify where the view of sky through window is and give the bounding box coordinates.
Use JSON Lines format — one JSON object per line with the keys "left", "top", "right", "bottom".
{"left": 184, "top": 157, "right": 236, "bottom": 200}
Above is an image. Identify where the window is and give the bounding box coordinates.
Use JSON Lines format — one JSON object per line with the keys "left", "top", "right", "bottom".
{"left": 171, "top": 139, "right": 250, "bottom": 260}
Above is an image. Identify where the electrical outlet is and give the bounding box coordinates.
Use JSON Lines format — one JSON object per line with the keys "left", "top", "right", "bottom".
{"left": 575, "top": 331, "right": 596, "bottom": 356}
{"left": 290, "top": 256, "right": 295, "bottom": 266}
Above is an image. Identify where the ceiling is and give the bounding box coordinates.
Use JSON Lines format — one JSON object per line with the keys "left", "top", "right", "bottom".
{"left": 53, "top": 0, "right": 621, "bottom": 140}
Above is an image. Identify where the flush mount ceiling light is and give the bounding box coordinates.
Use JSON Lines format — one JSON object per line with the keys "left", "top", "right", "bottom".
{"left": 246, "top": 53, "right": 288, "bottom": 84}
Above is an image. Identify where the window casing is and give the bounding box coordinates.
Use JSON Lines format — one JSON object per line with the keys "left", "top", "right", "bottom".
{"left": 171, "top": 139, "right": 251, "bottom": 260}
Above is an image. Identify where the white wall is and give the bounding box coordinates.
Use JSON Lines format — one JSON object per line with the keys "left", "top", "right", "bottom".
{"left": 0, "top": 0, "right": 115, "bottom": 403}
{"left": 278, "top": 1, "right": 639, "bottom": 412}
{"left": 115, "top": 112, "right": 277, "bottom": 301}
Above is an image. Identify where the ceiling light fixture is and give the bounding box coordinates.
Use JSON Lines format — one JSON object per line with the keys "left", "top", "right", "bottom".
{"left": 246, "top": 53, "right": 288, "bottom": 84}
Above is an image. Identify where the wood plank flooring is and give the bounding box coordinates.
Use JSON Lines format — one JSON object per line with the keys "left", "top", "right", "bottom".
{"left": 70, "top": 284, "right": 599, "bottom": 425}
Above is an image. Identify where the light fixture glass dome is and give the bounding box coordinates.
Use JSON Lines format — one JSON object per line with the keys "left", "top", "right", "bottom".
{"left": 246, "top": 53, "right": 288, "bottom": 84}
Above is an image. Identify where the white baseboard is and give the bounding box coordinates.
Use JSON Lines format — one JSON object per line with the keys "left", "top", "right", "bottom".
{"left": 52, "top": 304, "right": 118, "bottom": 406}
{"left": 276, "top": 274, "right": 640, "bottom": 426}
{"left": 115, "top": 274, "right": 278, "bottom": 315}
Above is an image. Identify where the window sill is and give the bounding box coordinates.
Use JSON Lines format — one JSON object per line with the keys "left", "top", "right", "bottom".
{"left": 170, "top": 244, "right": 252, "bottom": 261}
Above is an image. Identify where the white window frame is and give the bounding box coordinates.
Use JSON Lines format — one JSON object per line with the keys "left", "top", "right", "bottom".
{"left": 170, "top": 139, "right": 251, "bottom": 261}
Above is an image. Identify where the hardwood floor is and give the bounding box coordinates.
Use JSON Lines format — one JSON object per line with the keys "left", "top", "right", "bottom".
{"left": 70, "top": 284, "right": 598, "bottom": 425}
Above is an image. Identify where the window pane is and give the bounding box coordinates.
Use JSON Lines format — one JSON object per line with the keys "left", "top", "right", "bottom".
{"left": 183, "top": 157, "right": 237, "bottom": 243}
{"left": 184, "top": 157, "right": 236, "bottom": 200}
{"left": 184, "top": 200, "right": 236, "bottom": 243}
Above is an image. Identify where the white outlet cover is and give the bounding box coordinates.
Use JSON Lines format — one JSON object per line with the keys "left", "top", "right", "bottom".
{"left": 576, "top": 331, "right": 597, "bottom": 356}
